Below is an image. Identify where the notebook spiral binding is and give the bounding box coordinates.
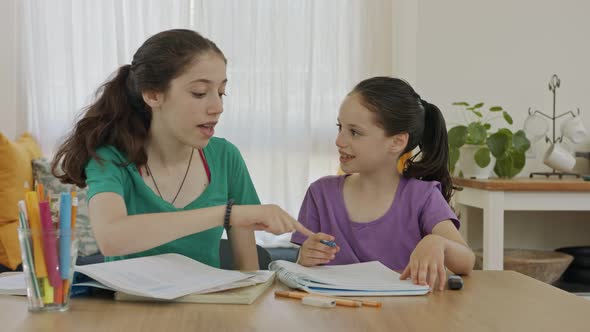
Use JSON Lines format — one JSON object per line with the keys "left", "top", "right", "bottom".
{"left": 269, "top": 262, "right": 309, "bottom": 289}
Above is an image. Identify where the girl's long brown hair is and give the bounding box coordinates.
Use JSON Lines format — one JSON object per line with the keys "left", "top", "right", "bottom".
{"left": 52, "top": 29, "right": 225, "bottom": 187}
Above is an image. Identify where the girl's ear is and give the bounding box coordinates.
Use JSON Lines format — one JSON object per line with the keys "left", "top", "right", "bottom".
{"left": 388, "top": 132, "right": 409, "bottom": 154}
{"left": 142, "top": 90, "right": 164, "bottom": 109}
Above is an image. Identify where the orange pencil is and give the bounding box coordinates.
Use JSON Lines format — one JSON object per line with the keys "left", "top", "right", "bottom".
{"left": 286, "top": 290, "right": 382, "bottom": 308}
{"left": 36, "top": 183, "right": 44, "bottom": 202}
{"left": 63, "top": 280, "right": 70, "bottom": 301}
{"left": 275, "top": 290, "right": 362, "bottom": 308}
{"left": 54, "top": 284, "right": 63, "bottom": 304}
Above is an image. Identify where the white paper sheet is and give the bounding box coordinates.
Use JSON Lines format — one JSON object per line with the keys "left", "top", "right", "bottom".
{"left": 0, "top": 273, "right": 27, "bottom": 295}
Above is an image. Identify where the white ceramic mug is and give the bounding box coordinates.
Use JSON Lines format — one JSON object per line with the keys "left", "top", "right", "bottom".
{"left": 543, "top": 143, "right": 576, "bottom": 172}
{"left": 523, "top": 113, "right": 549, "bottom": 143}
{"left": 561, "top": 116, "right": 587, "bottom": 144}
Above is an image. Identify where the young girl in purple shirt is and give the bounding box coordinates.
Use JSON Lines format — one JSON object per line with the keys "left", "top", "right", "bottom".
{"left": 291, "top": 77, "right": 474, "bottom": 291}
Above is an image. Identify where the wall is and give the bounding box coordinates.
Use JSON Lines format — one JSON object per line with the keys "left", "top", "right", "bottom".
{"left": 0, "top": 0, "right": 20, "bottom": 140}
{"left": 392, "top": 0, "right": 418, "bottom": 86}
{"left": 403, "top": 0, "right": 590, "bottom": 250}
{"left": 416, "top": 0, "right": 590, "bottom": 175}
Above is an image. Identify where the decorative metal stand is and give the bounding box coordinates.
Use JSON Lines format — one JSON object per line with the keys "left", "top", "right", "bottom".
{"left": 529, "top": 74, "right": 581, "bottom": 178}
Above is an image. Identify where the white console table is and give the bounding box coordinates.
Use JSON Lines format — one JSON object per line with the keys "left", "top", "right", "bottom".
{"left": 453, "top": 177, "right": 590, "bottom": 270}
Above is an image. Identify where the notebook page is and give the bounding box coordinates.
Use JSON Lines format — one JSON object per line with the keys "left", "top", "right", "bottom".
{"left": 269, "top": 260, "right": 427, "bottom": 290}
{"left": 300, "top": 286, "right": 428, "bottom": 297}
{"left": 191, "top": 271, "right": 275, "bottom": 294}
{"left": 115, "top": 272, "right": 276, "bottom": 304}
{"left": 75, "top": 253, "right": 250, "bottom": 300}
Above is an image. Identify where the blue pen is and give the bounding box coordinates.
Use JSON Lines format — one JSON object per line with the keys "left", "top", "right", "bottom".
{"left": 320, "top": 239, "right": 337, "bottom": 248}
{"left": 59, "top": 193, "right": 72, "bottom": 280}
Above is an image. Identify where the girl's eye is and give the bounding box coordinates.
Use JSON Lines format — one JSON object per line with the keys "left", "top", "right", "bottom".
{"left": 351, "top": 129, "right": 359, "bottom": 136}
{"left": 219, "top": 93, "right": 226, "bottom": 98}
{"left": 191, "top": 92, "right": 206, "bottom": 98}
{"left": 336, "top": 124, "right": 342, "bottom": 131}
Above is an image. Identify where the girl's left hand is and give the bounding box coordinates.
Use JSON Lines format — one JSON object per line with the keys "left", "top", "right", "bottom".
{"left": 399, "top": 234, "right": 447, "bottom": 291}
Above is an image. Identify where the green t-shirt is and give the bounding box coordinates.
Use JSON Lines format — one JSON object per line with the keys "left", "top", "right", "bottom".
{"left": 85, "top": 137, "right": 260, "bottom": 267}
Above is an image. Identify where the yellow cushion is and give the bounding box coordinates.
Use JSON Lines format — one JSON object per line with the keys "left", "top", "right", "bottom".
{"left": 0, "top": 132, "right": 41, "bottom": 269}
{"left": 16, "top": 132, "right": 43, "bottom": 160}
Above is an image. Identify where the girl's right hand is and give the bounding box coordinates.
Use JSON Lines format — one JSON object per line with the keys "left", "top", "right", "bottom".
{"left": 231, "top": 204, "right": 313, "bottom": 236}
{"left": 297, "top": 233, "right": 340, "bottom": 267}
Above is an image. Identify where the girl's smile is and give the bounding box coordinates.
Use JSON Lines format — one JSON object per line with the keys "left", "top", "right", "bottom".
{"left": 339, "top": 151, "right": 355, "bottom": 163}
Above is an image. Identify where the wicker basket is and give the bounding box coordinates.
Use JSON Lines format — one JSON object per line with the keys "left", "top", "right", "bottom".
{"left": 474, "top": 249, "right": 573, "bottom": 284}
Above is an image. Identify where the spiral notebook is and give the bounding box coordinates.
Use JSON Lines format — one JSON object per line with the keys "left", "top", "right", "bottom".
{"left": 269, "top": 260, "right": 429, "bottom": 296}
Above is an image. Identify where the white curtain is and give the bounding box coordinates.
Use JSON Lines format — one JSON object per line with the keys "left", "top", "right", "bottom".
{"left": 19, "top": 0, "right": 392, "bottom": 247}
{"left": 19, "top": 0, "right": 193, "bottom": 154}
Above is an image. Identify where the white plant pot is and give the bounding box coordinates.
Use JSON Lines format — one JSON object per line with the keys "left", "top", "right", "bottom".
{"left": 458, "top": 145, "right": 496, "bottom": 179}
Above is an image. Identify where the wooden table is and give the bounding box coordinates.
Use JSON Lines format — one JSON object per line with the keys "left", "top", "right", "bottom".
{"left": 453, "top": 177, "right": 590, "bottom": 270}
{"left": 1, "top": 271, "right": 590, "bottom": 331}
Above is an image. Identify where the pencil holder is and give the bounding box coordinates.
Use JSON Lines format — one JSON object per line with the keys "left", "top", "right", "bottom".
{"left": 17, "top": 228, "right": 79, "bottom": 312}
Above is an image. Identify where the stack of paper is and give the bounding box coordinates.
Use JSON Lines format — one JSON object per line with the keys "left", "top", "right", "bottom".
{"left": 114, "top": 271, "right": 275, "bottom": 304}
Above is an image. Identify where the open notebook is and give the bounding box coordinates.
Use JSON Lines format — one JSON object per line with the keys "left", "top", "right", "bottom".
{"left": 73, "top": 253, "right": 258, "bottom": 300}
{"left": 269, "top": 260, "right": 429, "bottom": 296}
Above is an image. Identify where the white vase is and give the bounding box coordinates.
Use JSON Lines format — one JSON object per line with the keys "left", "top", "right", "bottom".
{"left": 458, "top": 145, "right": 496, "bottom": 179}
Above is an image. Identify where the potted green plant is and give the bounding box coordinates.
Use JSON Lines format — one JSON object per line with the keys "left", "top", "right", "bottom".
{"left": 448, "top": 102, "right": 531, "bottom": 179}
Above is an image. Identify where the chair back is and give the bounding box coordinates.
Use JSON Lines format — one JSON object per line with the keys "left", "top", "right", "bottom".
{"left": 219, "top": 239, "right": 272, "bottom": 270}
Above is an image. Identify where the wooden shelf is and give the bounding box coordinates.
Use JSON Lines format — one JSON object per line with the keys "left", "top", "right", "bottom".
{"left": 452, "top": 177, "right": 590, "bottom": 191}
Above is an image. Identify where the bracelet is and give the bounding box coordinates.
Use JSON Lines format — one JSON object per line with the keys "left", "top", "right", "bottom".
{"left": 224, "top": 199, "right": 235, "bottom": 232}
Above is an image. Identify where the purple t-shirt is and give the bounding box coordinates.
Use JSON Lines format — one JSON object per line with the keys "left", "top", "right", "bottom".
{"left": 291, "top": 175, "right": 459, "bottom": 271}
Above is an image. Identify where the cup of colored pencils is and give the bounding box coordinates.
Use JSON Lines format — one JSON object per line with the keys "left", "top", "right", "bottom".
{"left": 16, "top": 188, "right": 79, "bottom": 312}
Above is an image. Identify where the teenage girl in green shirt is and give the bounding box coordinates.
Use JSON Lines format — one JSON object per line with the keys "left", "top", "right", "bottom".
{"left": 52, "top": 29, "right": 311, "bottom": 270}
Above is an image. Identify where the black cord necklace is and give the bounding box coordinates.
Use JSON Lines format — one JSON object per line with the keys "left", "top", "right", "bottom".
{"left": 145, "top": 148, "right": 194, "bottom": 205}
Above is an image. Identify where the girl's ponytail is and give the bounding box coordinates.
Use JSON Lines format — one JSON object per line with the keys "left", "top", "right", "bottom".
{"left": 52, "top": 64, "right": 150, "bottom": 188}
{"left": 403, "top": 100, "right": 452, "bottom": 202}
